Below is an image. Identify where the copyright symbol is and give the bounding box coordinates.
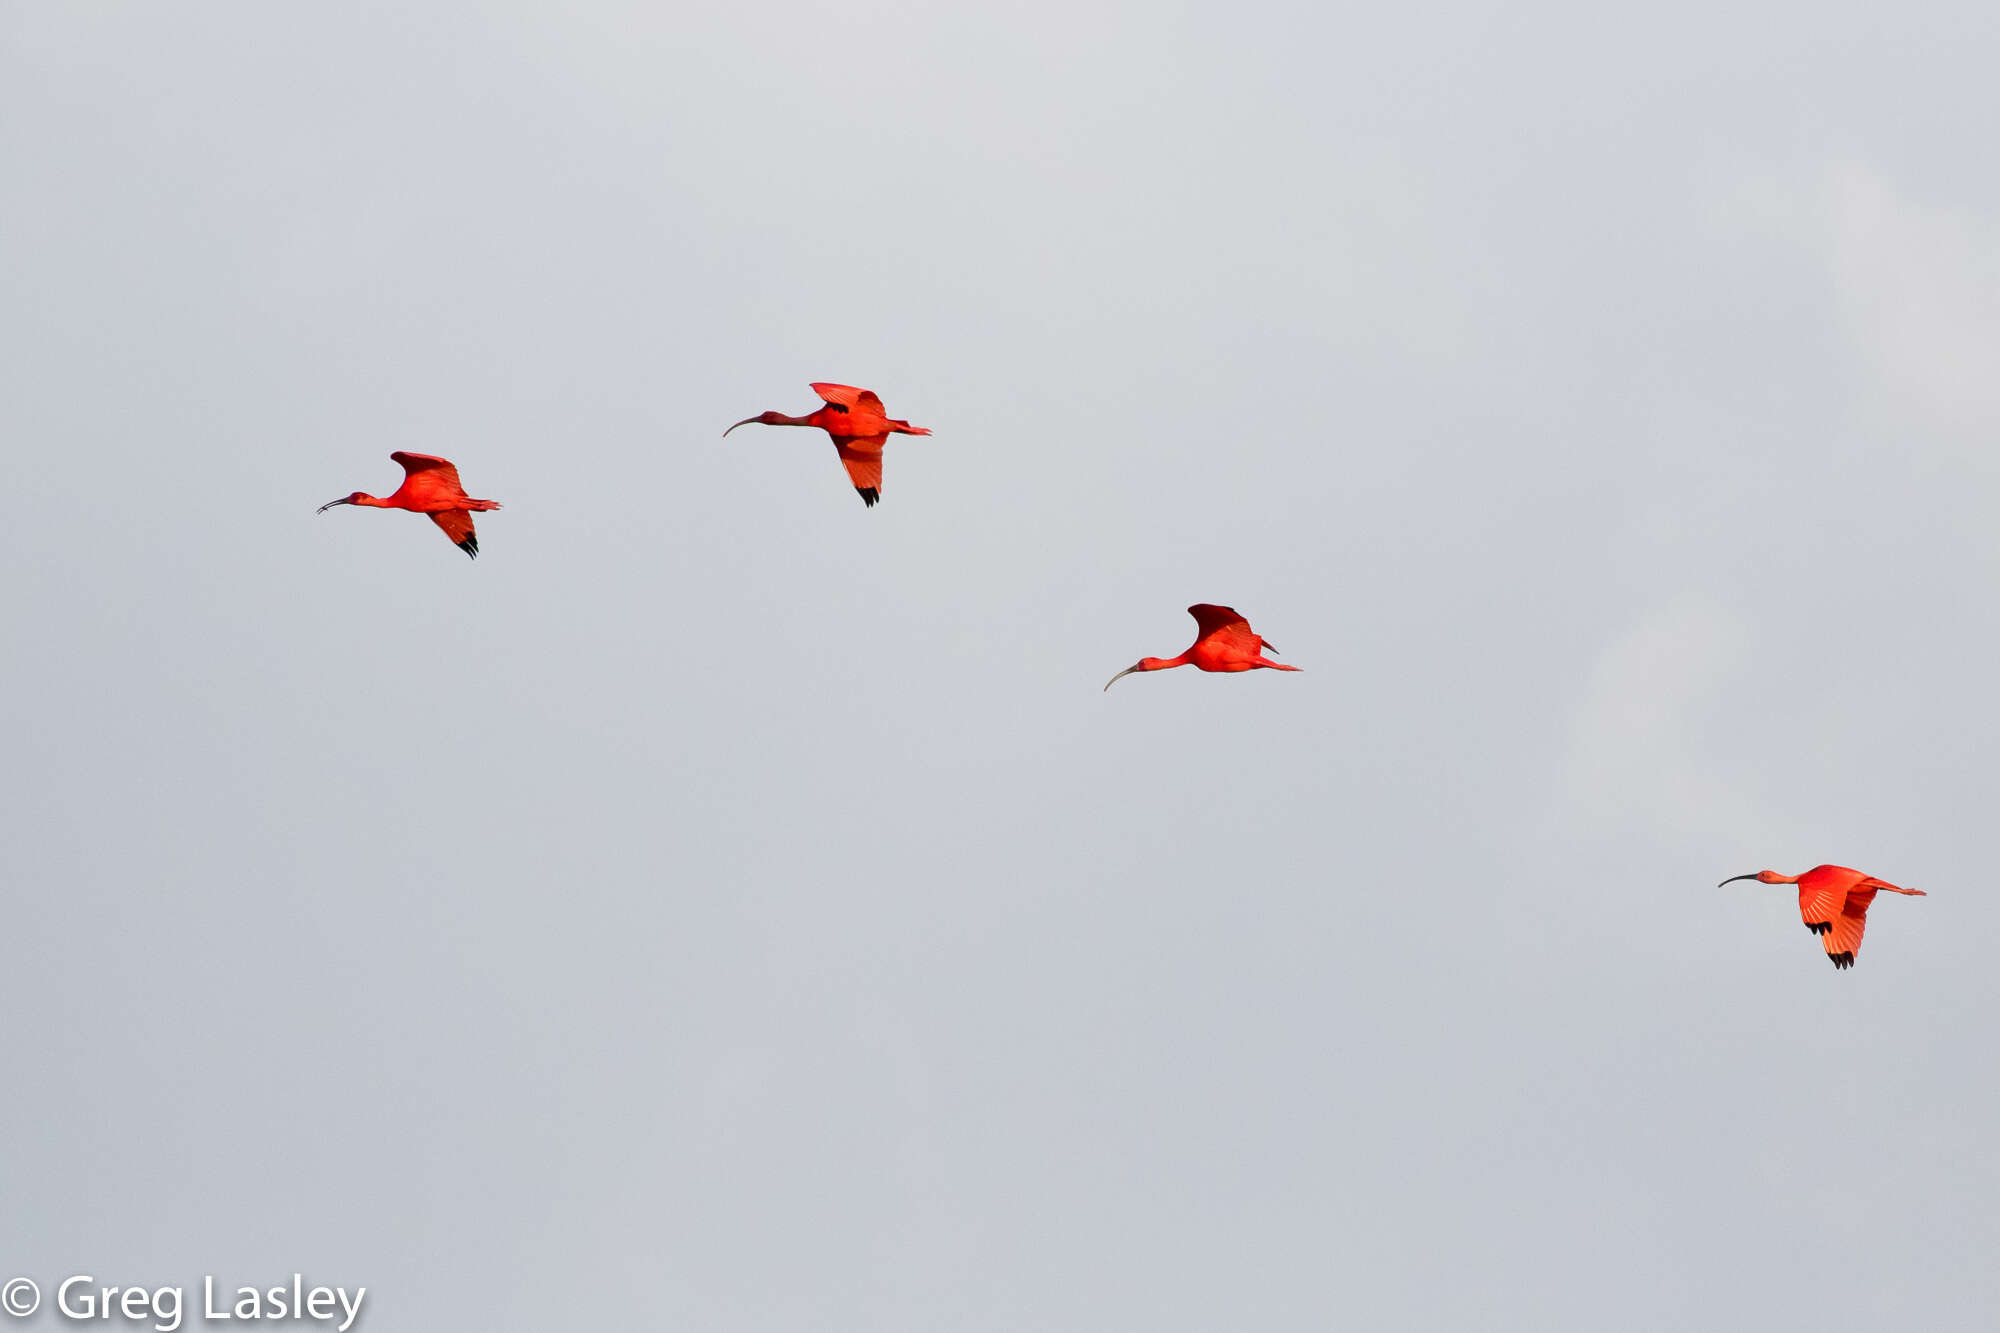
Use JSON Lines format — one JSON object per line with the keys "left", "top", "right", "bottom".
{"left": 1, "top": 1278, "right": 37, "bottom": 1316}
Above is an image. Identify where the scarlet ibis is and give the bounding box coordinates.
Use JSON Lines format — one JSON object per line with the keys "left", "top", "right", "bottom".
{"left": 1104, "top": 604, "right": 1302, "bottom": 690}
{"left": 1718, "top": 864, "right": 1927, "bottom": 970}
{"left": 318, "top": 452, "right": 502, "bottom": 559}
{"left": 724, "top": 382, "right": 931, "bottom": 507}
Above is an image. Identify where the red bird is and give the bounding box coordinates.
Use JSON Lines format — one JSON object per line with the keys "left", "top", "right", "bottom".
{"left": 1104, "top": 604, "right": 1302, "bottom": 690}
{"left": 724, "top": 382, "right": 931, "bottom": 507}
{"left": 1718, "top": 864, "right": 1927, "bottom": 970}
{"left": 318, "top": 452, "right": 502, "bottom": 559}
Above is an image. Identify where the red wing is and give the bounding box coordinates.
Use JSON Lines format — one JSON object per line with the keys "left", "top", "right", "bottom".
{"left": 834, "top": 435, "right": 886, "bottom": 507}
{"left": 1188, "top": 604, "right": 1250, "bottom": 637}
{"left": 428, "top": 509, "right": 480, "bottom": 558}
{"left": 392, "top": 451, "right": 470, "bottom": 504}
{"left": 393, "top": 451, "right": 463, "bottom": 482}
{"left": 1797, "top": 881, "right": 1849, "bottom": 937}
{"left": 1822, "top": 892, "right": 1872, "bottom": 970}
{"left": 811, "top": 383, "right": 888, "bottom": 416}
{"left": 1186, "top": 603, "right": 1266, "bottom": 653}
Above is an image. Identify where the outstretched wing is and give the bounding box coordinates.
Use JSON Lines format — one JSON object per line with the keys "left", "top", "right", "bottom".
{"left": 1186, "top": 603, "right": 1268, "bottom": 653}
{"left": 834, "top": 435, "right": 887, "bottom": 507}
{"left": 1797, "top": 880, "right": 1850, "bottom": 937}
{"left": 1822, "top": 891, "right": 1873, "bottom": 970}
{"left": 392, "top": 451, "right": 471, "bottom": 505}
{"left": 811, "top": 383, "right": 889, "bottom": 417}
{"left": 428, "top": 509, "right": 480, "bottom": 559}
{"left": 1188, "top": 604, "right": 1249, "bottom": 637}
{"left": 393, "top": 451, "right": 463, "bottom": 484}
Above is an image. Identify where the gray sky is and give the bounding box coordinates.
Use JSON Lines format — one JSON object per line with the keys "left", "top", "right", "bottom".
{"left": 4, "top": 2, "right": 1998, "bottom": 1328}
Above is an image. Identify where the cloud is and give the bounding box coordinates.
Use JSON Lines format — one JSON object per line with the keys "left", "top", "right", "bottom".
{"left": 1555, "top": 595, "right": 1762, "bottom": 846}
{"left": 1825, "top": 162, "right": 2000, "bottom": 430}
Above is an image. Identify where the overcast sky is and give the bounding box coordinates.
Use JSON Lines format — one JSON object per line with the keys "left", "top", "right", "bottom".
{"left": 4, "top": 3, "right": 1999, "bottom": 1329}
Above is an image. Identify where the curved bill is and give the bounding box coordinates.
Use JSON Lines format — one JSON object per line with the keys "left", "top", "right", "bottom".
{"left": 723, "top": 417, "right": 759, "bottom": 437}
{"left": 316, "top": 497, "right": 356, "bottom": 514}
{"left": 1717, "top": 872, "right": 1761, "bottom": 888}
{"left": 1103, "top": 665, "right": 1142, "bottom": 692}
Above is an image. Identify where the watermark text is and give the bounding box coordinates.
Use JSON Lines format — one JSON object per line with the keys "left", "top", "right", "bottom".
{"left": 0, "top": 1276, "right": 363, "bottom": 1333}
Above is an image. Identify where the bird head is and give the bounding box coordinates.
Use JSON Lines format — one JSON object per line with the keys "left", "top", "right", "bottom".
{"left": 1717, "top": 869, "right": 1797, "bottom": 887}
{"left": 1103, "top": 658, "right": 1172, "bottom": 691}
{"left": 317, "top": 492, "right": 368, "bottom": 513}
{"left": 724, "top": 411, "right": 796, "bottom": 436}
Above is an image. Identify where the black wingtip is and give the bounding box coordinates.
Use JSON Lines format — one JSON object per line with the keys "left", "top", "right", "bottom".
{"left": 1807, "top": 921, "right": 1831, "bottom": 935}
{"left": 1830, "top": 952, "right": 1854, "bottom": 970}
{"left": 459, "top": 536, "right": 479, "bottom": 560}
{"left": 857, "top": 487, "right": 880, "bottom": 507}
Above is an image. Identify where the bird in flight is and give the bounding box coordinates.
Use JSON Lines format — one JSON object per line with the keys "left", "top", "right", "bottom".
{"left": 318, "top": 452, "right": 502, "bottom": 559}
{"left": 1718, "top": 864, "right": 1927, "bottom": 970}
{"left": 725, "top": 382, "right": 931, "bottom": 507}
{"left": 1104, "top": 604, "right": 1302, "bottom": 690}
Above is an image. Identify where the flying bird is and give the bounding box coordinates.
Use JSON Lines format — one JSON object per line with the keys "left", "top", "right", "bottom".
{"left": 1718, "top": 864, "right": 1927, "bottom": 970}
{"left": 724, "top": 382, "right": 931, "bottom": 507}
{"left": 1104, "top": 604, "right": 1302, "bottom": 690}
{"left": 318, "top": 452, "right": 502, "bottom": 559}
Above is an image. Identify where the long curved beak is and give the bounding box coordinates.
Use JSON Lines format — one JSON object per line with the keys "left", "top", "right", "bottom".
{"left": 1717, "top": 873, "right": 1760, "bottom": 887}
{"left": 723, "top": 417, "right": 759, "bottom": 437}
{"left": 316, "top": 497, "right": 355, "bottom": 514}
{"left": 1103, "top": 665, "right": 1141, "bottom": 692}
